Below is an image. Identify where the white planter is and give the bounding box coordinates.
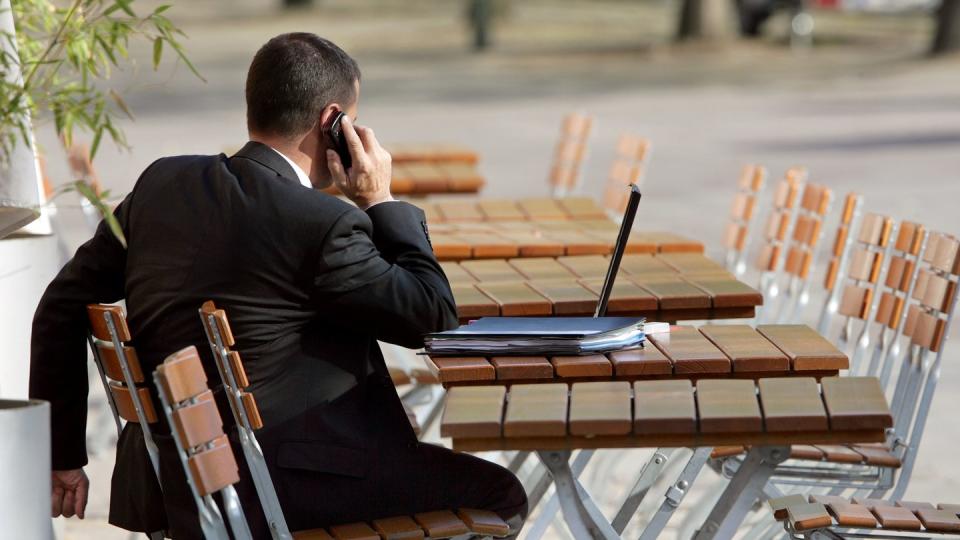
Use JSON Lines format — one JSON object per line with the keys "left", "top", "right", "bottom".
{"left": 0, "top": 399, "right": 52, "bottom": 540}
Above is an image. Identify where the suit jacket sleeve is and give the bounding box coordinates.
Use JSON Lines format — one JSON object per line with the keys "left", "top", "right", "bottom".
{"left": 311, "top": 201, "right": 458, "bottom": 348}
{"left": 29, "top": 194, "right": 133, "bottom": 470}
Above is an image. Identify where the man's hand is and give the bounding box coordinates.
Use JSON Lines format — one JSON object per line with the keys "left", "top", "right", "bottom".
{"left": 327, "top": 115, "right": 394, "bottom": 209}
{"left": 51, "top": 469, "right": 89, "bottom": 519}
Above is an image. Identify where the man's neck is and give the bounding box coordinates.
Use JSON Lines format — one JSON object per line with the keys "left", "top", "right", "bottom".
{"left": 251, "top": 135, "right": 312, "bottom": 178}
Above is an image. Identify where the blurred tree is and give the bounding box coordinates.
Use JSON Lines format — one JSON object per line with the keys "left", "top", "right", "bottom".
{"left": 932, "top": 0, "right": 960, "bottom": 55}
{"left": 283, "top": 0, "right": 313, "bottom": 7}
{"left": 677, "top": 0, "right": 738, "bottom": 41}
{"left": 0, "top": 0, "right": 202, "bottom": 241}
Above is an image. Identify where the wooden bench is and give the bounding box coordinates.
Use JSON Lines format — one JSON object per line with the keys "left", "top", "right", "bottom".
{"left": 156, "top": 346, "right": 511, "bottom": 540}
{"left": 771, "top": 495, "right": 960, "bottom": 536}
{"left": 440, "top": 376, "right": 890, "bottom": 452}
{"left": 427, "top": 324, "right": 846, "bottom": 386}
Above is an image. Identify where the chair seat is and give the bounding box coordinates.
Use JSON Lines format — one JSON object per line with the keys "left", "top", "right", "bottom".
{"left": 290, "top": 509, "right": 510, "bottom": 540}
{"left": 770, "top": 495, "right": 960, "bottom": 535}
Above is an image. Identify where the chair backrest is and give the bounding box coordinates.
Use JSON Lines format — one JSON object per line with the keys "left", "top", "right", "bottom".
{"left": 822, "top": 193, "right": 863, "bottom": 295}
{"left": 198, "top": 301, "right": 263, "bottom": 431}
{"left": 154, "top": 346, "right": 251, "bottom": 540}
{"left": 602, "top": 133, "right": 651, "bottom": 214}
{"left": 86, "top": 304, "right": 157, "bottom": 426}
{"left": 548, "top": 112, "right": 593, "bottom": 196}
{"left": 836, "top": 213, "right": 896, "bottom": 323}
{"left": 754, "top": 168, "right": 806, "bottom": 276}
{"left": 885, "top": 232, "right": 960, "bottom": 499}
{"left": 723, "top": 165, "right": 767, "bottom": 271}
{"left": 782, "top": 183, "right": 833, "bottom": 281}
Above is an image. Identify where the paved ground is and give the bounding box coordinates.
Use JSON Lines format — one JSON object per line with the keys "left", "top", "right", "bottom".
{"left": 34, "top": 1, "right": 960, "bottom": 538}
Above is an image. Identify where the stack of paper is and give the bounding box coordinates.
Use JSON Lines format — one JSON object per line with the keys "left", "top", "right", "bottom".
{"left": 424, "top": 317, "right": 646, "bottom": 356}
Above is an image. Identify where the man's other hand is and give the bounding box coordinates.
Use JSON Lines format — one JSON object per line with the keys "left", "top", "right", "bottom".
{"left": 327, "top": 115, "right": 394, "bottom": 210}
{"left": 51, "top": 468, "right": 89, "bottom": 519}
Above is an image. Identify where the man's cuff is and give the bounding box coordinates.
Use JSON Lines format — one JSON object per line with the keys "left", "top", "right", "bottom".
{"left": 365, "top": 200, "right": 432, "bottom": 259}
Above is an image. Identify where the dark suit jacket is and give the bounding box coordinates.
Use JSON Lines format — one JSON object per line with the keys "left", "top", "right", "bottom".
{"left": 29, "top": 141, "right": 459, "bottom": 536}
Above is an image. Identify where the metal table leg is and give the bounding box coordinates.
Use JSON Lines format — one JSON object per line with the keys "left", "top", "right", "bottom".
{"left": 526, "top": 450, "right": 596, "bottom": 540}
{"left": 611, "top": 448, "right": 674, "bottom": 534}
{"left": 535, "top": 450, "right": 620, "bottom": 540}
{"left": 638, "top": 447, "right": 712, "bottom": 540}
{"left": 692, "top": 446, "right": 790, "bottom": 540}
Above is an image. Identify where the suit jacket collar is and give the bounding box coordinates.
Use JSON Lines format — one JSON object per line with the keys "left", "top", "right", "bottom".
{"left": 232, "top": 141, "right": 301, "bottom": 185}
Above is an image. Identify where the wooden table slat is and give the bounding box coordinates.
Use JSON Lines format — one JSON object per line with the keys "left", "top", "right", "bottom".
{"left": 688, "top": 279, "right": 764, "bottom": 309}
{"left": 757, "top": 325, "right": 849, "bottom": 371}
{"left": 569, "top": 381, "right": 633, "bottom": 436}
{"left": 633, "top": 380, "right": 696, "bottom": 434}
{"left": 490, "top": 356, "right": 554, "bottom": 380}
{"left": 699, "top": 325, "right": 789, "bottom": 373}
{"left": 528, "top": 280, "right": 599, "bottom": 315}
{"left": 440, "top": 386, "right": 506, "bottom": 438}
{"left": 503, "top": 383, "right": 568, "bottom": 437}
{"left": 608, "top": 346, "right": 673, "bottom": 377}
{"left": 757, "top": 378, "right": 829, "bottom": 432}
{"left": 648, "top": 327, "right": 731, "bottom": 374}
{"left": 507, "top": 258, "right": 577, "bottom": 280}
{"left": 451, "top": 285, "right": 500, "bottom": 319}
{"left": 821, "top": 377, "right": 894, "bottom": 431}
{"left": 476, "top": 282, "right": 553, "bottom": 316}
{"left": 696, "top": 379, "right": 763, "bottom": 433}
{"left": 551, "top": 354, "right": 613, "bottom": 378}
{"left": 632, "top": 276, "right": 712, "bottom": 310}
{"left": 430, "top": 357, "right": 496, "bottom": 384}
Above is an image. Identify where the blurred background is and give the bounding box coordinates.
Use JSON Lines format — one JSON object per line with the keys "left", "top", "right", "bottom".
{"left": 2, "top": 0, "right": 959, "bottom": 538}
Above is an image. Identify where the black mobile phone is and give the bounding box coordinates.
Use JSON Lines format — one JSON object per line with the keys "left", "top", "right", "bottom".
{"left": 328, "top": 111, "right": 352, "bottom": 170}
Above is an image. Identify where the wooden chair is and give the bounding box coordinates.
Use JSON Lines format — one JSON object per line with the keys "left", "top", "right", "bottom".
{"left": 153, "top": 346, "right": 252, "bottom": 540}
{"left": 86, "top": 304, "right": 163, "bottom": 540}
{"left": 196, "top": 305, "right": 511, "bottom": 540}
{"left": 602, "top": 134, "right": 651, "bottom": 215}
{"left": 772, "top": 494, "right": 960, "bottom": 539}
{"left": 828, "top": 213, "right": 897, "bottom": 371}
{"left": 754, "top": 168, "right": 806, "bottom": 309}
{"left": 548, "top": 113, "right": 593, "bottom": 197}
{"left": 723, "top": 165, "right": 767, "bottom": 277}
{"left": 769, "top": 183, "right": 833, "bottom": 323}
{"left": 817, "top": 193, "right": 865, "bottom": 335}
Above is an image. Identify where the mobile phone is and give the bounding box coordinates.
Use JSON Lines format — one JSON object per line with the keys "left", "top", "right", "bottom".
{"left": 328, "top": 111, "right": 352, "bottom": 171}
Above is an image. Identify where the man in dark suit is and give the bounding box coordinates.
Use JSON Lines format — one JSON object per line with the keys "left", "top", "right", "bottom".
{"left": 30, "top": 33, "right": 527, "bottom": 538}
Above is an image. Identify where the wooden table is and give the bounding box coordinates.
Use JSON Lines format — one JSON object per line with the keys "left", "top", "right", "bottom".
{"left": 426, "top": 324, "right": 848, "bottom": 386}
{"left": 440, "top": 376, "right": 891, "bottom": 540}
{"left": 443, "top": 253, "right": 762, "bottom": 322}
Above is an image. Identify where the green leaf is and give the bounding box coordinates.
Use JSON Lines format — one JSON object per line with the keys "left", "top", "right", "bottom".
{"left": 113, "top": 0, "right": 136, "bottom": 17}
{"left": 152, "top": 36, "right": 162, "bottom": 68}
{"left": 154, "top": 5, "right": 172, "bottom": 14}
{"left": 90, "top": 126, "right": 103, "bottom": 158}
{"left": 74, "top": 180, "right": 127, "bottom": 248}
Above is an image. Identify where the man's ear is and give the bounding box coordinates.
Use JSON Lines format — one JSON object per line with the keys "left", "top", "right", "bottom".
{"left": 318, "top": 104, "right": 342, "bottom": 133}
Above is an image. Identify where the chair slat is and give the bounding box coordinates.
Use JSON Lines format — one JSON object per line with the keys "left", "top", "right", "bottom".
{"left": 568, "top": 381, "right": 632, "bottom": 436}
{"left": 814, "top": 444, "right": 864, "bottom": 463}
{"left": 328, "top": 522, "right": 380, "bottom": 540}
{"left": 821, "top": 377, "right": 893, "bottom": 431}
{"left": 241, "top": 392, "right": 263, "bottom": 430}
{"left": 850, "top": 444, "right": 901, "bottom": 467}
{"left": 86, "top": 304, "right": 131, "bottom": 342}
{"left": 160, "top": 347, "right": 210, "bottom": 403}
{"left": 758, "top": 378, "right": 828, "bottom": 432}
{"left": 440, "top": 386, "right": 506, "bottom": 438}
{"left": 457, "top": 509, "right": 510, "bottom": 537}
{"left": 413, "top": 510, "right": 470, "bottom": 538}
{"left": 787, "top": 502, "right": 834, "bottom": 531}
{"left": 226, "top": 351, "right": 249, "bottom": 389}
{"left": 869, "top": 505, "right": 923, "bottom": 530}
{"left": 838, "top": 284, "right": 873, "bottom": 319}
{"left": 916, "top": 509, "right": 960, "bottom": 533}
{"left": 109, "top": 382, "right": 158, "bottom": 424}
{"left": 823, "top": 501, "right": 878, "bottom": 528}
{"left": 633, "top": 380, "right": 696, "bottom": 434}
{"left": 503, "top": 383, "right": 568, "bottom": 437}
{"left": 756, "top": 325, "right": 848, "bottom": 371}
{"left": 171, "top": 391, "right": 223, "bottom": 448}
{"left": 647, "top": 328, "right": 730, "bottom": 374}
{"left": 699, "top": 325, "right": 789, "bottom": 373}
{"left": 94, "top": 341, "right": 144, "bottom": 383}
{"left": 696, "top": 379, "right": 762, "bottom": 433}
{"left": 769, "top": 494, "right": 807, "bottom": 521}
{"left": 371, "top": 516, "right": 425, "bottom": 540}
{"left": 187, "top": 435, "right": 240, "bottom": 497}
{"left": 608, "top": 346, "right": 673, "bottom": 376}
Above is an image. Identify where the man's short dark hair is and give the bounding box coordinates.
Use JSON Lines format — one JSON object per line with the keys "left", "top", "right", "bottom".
{"left": 246, "top": 33, "right": 361, "bottom": 138}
